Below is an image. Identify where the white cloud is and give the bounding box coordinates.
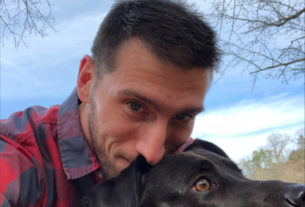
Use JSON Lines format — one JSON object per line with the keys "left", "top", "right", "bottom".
{"left": 192, "top": 93, "right": 304, "bottom": 161}
{"left": 1, "top": 11, "right": 107, "bottom": 100}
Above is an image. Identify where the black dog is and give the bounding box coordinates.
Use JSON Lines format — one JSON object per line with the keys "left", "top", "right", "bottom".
{"left": 82, "top": 139, "right": 305, "bottom": 207}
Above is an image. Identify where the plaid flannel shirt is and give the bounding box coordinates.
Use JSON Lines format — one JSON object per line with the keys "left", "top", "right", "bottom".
{"left": 0, "top": 89, "right": 193, "bottom": 207}
{"left": 0, "top": 89, "right": 101, "bottom": 207}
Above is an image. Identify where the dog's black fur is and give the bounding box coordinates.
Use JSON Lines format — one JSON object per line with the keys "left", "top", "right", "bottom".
{"left": 82, "top": 139, "right": 305, "bottom": 207}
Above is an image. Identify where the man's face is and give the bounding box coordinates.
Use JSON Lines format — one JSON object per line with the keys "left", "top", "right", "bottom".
{"left": 80, "top": 38, "right": 211, "bottom": 179}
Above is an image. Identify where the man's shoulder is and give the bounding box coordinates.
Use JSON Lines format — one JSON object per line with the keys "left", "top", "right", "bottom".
{"left": 0, "top": 105, "right": 63, "bottom": 207}
{"left": 0, "top": 105, "right": 60, "bottom": 140}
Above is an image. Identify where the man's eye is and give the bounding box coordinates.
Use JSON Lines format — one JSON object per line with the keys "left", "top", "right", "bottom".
{"left": 127, "top": 102, "right": 144, "bottom": 112}
{"left": 175, "top": 114, "right": 193, "bottom": 121}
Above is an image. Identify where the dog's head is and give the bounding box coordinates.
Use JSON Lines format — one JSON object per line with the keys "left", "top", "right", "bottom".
{"left": 138, "top": 139, "right": 245, "bottom": 207}
{"left": 82, "top": 139, "right": 305, "bottom": 207}
{"left": 82, "top": 139, "right": 236, "bottom": 207}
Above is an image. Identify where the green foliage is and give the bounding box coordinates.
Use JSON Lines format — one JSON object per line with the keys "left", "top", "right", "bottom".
{"left": 289, "top": 149, "right": 305, "bottom": 162}
{"left": 296, "top": 134, "right": 305, "bottom": 150}
{"left": 288, "top": 128, "right": 305, "bottom": 162}
{"left": 239, "top": 148, "right": 272, "bottom": 176}
{"left": 251, "top": 148, "right": 272, "bottom": 169}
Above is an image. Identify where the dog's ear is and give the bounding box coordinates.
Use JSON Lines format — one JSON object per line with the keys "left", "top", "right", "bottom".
{"left": 82, "top": 155, "right": 151, "bottom": 207}
{"left": 183, "top": 139, "right": 230, "bottom": 158}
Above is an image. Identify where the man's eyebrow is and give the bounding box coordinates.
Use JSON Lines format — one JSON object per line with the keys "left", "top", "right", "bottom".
{"left": 120, "top": 89, "right": 204, "bottom": 114}
{"left": 180, "top": 107, "right": 204, "bottom": 115}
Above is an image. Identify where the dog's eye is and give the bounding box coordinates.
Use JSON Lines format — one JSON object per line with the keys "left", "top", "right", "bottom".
{"left": 193, "top": 178, "right": 210, "bottom": 192}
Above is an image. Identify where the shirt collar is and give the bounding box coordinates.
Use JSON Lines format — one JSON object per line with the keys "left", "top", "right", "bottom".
{"left": 57, "top": 88, "right": 100, "bottom": 180}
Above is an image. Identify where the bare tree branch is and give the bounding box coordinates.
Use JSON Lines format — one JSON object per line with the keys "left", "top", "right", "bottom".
{"left": 210, "top": 0, "right": 305, "bottom": 82}
{"left": 222, "top": 7, "right": 305, "bottom": 28}
{"left": 0, "top": 0, "right": 55, "bottom": 47}
{"left": 250, "top": 58, "right": 305, "bottom": 74}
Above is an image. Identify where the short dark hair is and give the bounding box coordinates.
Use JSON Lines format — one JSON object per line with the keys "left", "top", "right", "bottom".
{"left": 91, "top": 0, "right": 220, "bottom": 77}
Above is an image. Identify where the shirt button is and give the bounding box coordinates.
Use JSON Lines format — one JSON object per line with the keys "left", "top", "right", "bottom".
{"left": 96, "top": 172, "right": 104, "bottom": 180}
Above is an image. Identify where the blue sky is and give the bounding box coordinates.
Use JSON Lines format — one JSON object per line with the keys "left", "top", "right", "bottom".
{"left": 1, "top": 0, "right": 304, "bottom": 161}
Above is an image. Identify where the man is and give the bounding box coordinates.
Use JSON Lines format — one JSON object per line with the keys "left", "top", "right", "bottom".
{"left": 0, "top": 0, "right": 220, "bottom": 206}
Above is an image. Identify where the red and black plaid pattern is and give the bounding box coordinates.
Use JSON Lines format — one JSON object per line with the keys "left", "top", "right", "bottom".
{"left": 0, "top": 89, "right": 100, "bottom": 207}
{"left": 0, "top": 89, "right": 194, "bottom": 207}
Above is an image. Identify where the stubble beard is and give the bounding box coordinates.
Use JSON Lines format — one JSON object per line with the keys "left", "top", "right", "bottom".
{"left": 88, "top": 98, "right": 116, "bottom": 180}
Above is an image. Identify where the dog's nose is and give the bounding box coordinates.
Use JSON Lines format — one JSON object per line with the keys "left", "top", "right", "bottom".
{"left": 285, "top": 184, "right": 305, "bottom": 206}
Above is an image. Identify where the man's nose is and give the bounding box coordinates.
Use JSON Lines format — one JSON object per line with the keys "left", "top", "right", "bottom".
{"left": 135, "top": 121, "right": 167, "bottom": 165}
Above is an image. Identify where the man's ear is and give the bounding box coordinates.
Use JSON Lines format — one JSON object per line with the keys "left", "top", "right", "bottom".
{"left": 183, "top": 139, "right": 230, "bottom": 158}
{"left": 77, "top": 55, "right": 95, "bottom": 103}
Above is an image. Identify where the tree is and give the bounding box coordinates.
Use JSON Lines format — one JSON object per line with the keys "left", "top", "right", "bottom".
{"left": 289, "top": 128, "right": 305, "bottom": 161}
{"left": 239, "top": 157, "right": 253, "bottom": 176}
{"left": 289, "top": 149, "right": 304, "bottom": 162}
{"left": 295, "top": 128, "right": 305, "bottom": 150}
{"left": 239, "top": 148, "right": 272, "bottom": 176}
{"left": 210, "top": 0, "right": 305, "bottom": 82}
{"left": 238, "top": 131, "right": 303, "bottom": 181}
{"left": 266, "top": 133, "right": 291, "bottom": 164}
{"left": 0, "top": 0, "right": 55, "bottom": 47}
{"left": 251, "top": 148, "right": 273, "bottom": 169}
